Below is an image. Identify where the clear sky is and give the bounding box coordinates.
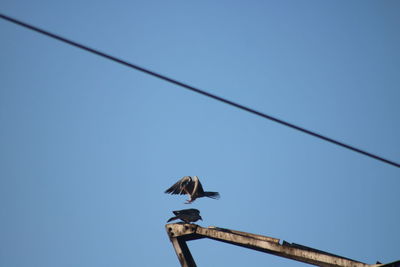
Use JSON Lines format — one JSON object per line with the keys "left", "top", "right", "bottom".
{"left": 1, "top": 1, "right": 399, "bottom": 266}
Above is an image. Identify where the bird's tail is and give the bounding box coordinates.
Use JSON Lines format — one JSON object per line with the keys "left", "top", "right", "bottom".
{"left": 167, "top": 216, "right": 178, "bottom": 222}
{"left": 204, "top": 191, "right": 220, "bottom": 199}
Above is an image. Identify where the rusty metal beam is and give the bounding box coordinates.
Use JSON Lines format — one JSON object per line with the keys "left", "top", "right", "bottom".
{"left": 166, "top": 223, "right": 393, "bottom": 267}
{"left": 170, "top": 236, "right": 197, "bottom": 267}
{"left": 377, "top": 261, "right": 400, "bottom": 267}
{"left": 165, "top": 224, "right": 203, "bottom": 267}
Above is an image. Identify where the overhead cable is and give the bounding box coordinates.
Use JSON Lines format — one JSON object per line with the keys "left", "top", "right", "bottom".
{"left": 1, "top": 13, "right": 398, "bottom": 168}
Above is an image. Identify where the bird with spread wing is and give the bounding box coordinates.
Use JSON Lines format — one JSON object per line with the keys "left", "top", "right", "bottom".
{"left": 167, "top": 208, "right": 202, "bottom": 223}
{"left": 164, "top": 176, "right": 220, "bottom": 204}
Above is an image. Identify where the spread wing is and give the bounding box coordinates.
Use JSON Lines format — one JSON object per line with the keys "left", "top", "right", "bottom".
{"left": 164, "top": 176, "right": 193, "bottom": 195}
{"left": 192, "top": 176, "right": 205, "bottom": 195}
{"left": 183, "top": 177, "right": 196, "bottom": 195}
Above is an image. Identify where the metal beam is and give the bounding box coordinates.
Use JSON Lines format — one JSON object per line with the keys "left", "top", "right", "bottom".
{"left": 170, "top": 236, "right": 197, "bottom": 267}
{"left": 166, "top": 223, "right": 393, "bottom": 267}
{"left": 377, "top": 261, "right": 400, "bottom": 267}
{"left": 166, "top": 224, "right": 202, "bottom": 267}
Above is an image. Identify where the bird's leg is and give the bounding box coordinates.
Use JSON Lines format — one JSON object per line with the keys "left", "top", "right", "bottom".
{"left": 184, "top": 196, "right": 193, "bottom": 204}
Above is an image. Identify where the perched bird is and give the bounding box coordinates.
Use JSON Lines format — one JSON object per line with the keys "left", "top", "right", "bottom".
{"left": 164, "top": 176, "right": 220, "bottom": 204}
{"left": 167, "top": 208, "right": 202, "bottom": 223}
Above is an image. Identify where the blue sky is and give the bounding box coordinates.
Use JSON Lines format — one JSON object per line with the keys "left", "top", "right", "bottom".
{"left": 1, "top": 1, "right": 399, "bottom": 266}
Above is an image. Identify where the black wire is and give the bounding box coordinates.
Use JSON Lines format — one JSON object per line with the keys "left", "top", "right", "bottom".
{"left": 1, "top": 13, "right": 399, "bottom": 169}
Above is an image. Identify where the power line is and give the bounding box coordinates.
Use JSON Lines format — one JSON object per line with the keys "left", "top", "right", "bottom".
{"left": 1, "top": 13, "right": 399, "bottom": 169}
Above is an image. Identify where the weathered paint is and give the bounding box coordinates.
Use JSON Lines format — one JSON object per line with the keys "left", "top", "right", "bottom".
{"left": 166, "top": 223, "right": 393, "bottom": 267}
